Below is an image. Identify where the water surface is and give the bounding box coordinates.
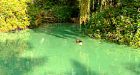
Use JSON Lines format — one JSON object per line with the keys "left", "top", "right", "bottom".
{"left": 0, "top": 23, "right": 140, "bottom": 75}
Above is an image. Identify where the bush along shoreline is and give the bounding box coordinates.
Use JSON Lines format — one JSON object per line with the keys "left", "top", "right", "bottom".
{"left": 0, "top": 0, "right": 30, "bottom": 32}
{"left": 0, "top": 0, "right": 80, "bottom": 31}
{"left": 82, "top": 1, "right": 140, "bottom": 48}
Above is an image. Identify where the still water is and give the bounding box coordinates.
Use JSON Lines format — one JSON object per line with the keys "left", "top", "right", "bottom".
{"left": 0, "top": 23, "right": 140, "bottom": 75}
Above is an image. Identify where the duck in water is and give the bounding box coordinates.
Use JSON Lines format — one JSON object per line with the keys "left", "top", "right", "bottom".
{"left": 76, "top": 39, "right": 83, "bottom": 46}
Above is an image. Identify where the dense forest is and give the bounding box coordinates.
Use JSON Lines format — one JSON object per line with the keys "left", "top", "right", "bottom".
{"left": 0, "top": 0, "right": 140, "bottom": 48}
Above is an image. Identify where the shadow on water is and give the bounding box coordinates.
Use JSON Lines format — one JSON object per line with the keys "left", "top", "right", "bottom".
{"left": 33, "top": 23, "right": 85, "bottom": 39}
{"left": 70, "top": 60, "right": 98, "bottom": 75}
{"left": 0, "top": 39, "right": 47, "bottom": 75}
{"left": 125, "top": 62, "right": 140, "bottom": 75}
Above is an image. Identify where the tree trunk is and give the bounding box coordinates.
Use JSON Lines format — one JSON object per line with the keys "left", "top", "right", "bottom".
{"left": 80, "top": 0, "right": 90, "bottom": 24}
{"left": 100, "top": 0, "right": 120, "bottom": 10}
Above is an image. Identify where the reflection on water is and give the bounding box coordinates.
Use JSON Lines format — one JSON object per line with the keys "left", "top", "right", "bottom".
{"left": 125, "top": 62, "right": 140, "bottom": 75}
{"left": 0, "top": 31, "right": 46, "bottom": 75}
{"left": 71, "top": 60, "right": 98, "bottom": 75}
{"left": 0, "top": 24, "right": 140, "bottom": 75}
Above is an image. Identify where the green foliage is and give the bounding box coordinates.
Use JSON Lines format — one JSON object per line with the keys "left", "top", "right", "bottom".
{"left": 26, "top": 0, "right": 47, "bottom": 27}
{"left": 85, "top": 0, "right": 140, "bottom": 48}
{"left": 0, "top": 0, "right": 30, "bottom": 32}
{"left": 53, "top": 6, "right": 72, "bottom": 22}
{"left": 0, "top": 0, "right": 79, "bottom": 29}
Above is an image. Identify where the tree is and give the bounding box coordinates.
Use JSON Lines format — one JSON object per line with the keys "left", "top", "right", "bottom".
{"left": 80, "top": 0, "right": 91, "bottom": 24}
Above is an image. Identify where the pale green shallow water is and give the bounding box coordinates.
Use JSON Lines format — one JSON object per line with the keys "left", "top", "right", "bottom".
{"left": 0, "top": 23, "right": 140, "bottom": 75}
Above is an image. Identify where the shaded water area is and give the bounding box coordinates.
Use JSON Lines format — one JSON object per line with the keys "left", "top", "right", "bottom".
{"left": 0, "top": 23, "right": 140, "bottom": 75}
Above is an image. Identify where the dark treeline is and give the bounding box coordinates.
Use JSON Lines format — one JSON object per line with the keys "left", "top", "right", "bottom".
{"left": 27, "top": 0, "right": 80, "bottom": 27}
{"left": 81, "top": 0, "right": 140, "bottom": 48}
